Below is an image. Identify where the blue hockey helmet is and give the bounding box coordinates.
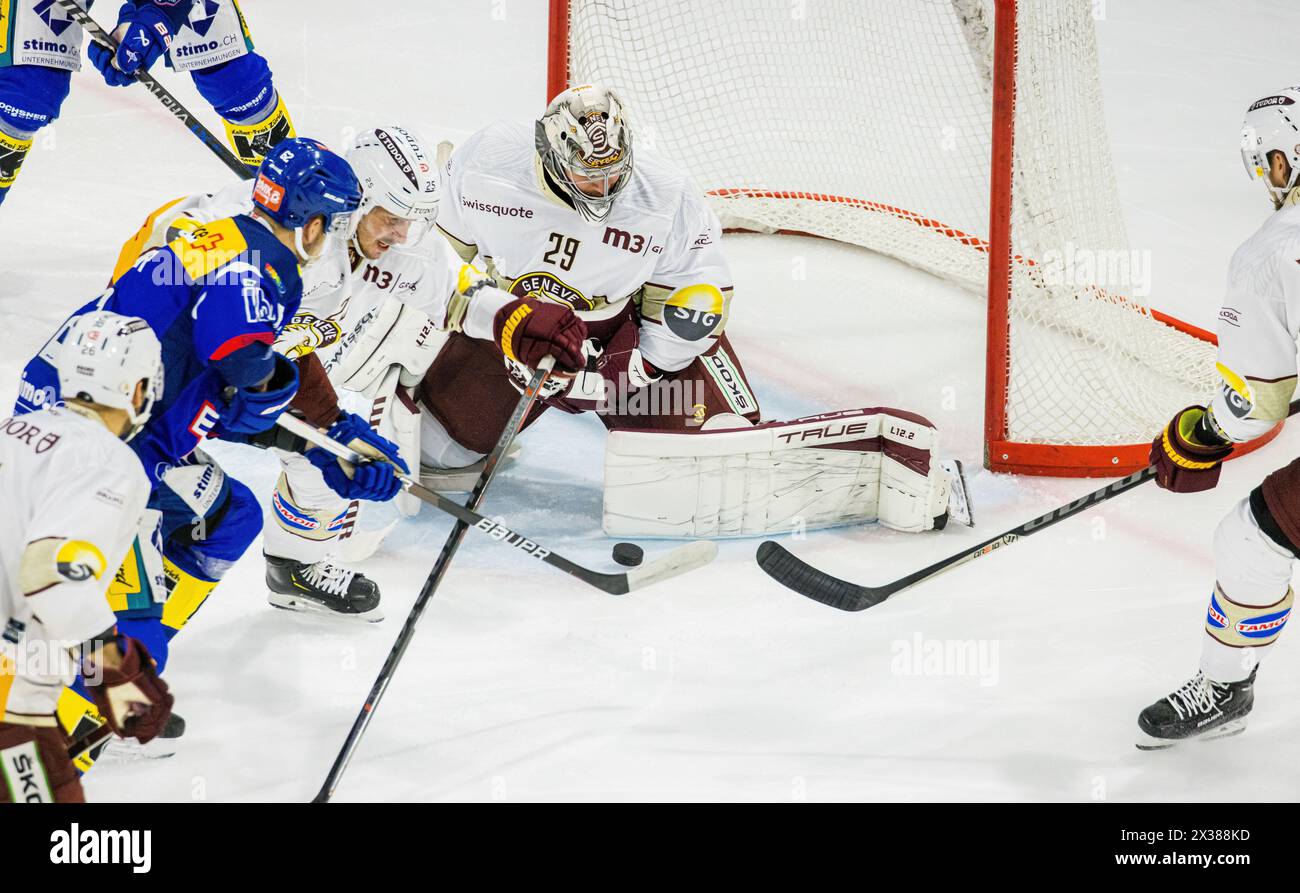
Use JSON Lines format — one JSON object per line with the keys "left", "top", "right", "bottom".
{"left": 253, "top": 138, "right": 363, "bottom": 236}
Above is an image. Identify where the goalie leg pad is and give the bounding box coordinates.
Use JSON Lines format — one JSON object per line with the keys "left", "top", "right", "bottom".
{"left": 603, "top": 408, "right": 949, "bottom": 538}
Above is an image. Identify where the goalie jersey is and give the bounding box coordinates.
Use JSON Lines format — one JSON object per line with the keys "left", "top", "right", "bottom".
{"left": 434, "top": 120, "right": 735, "bottom": 373}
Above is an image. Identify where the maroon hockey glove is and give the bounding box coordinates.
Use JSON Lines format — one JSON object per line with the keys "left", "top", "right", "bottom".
{"left": 84, "top": 637, "right": 174, "bottom": 744}
{"left": 493, "top": 298, "right": 587, "bottom": 372}
{"left": 1150, "top": 406, "right": 1233, "bottom": 493}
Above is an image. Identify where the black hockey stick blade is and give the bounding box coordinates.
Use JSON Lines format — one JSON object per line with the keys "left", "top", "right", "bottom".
{"left": 758, "top": 465, "right": 1160, "bottom": 612}
{"left": 275, "top": 413, "right": 719, "bottom": 595}
{"left": 756, "top": 540, "right": 886, "bottom": 611}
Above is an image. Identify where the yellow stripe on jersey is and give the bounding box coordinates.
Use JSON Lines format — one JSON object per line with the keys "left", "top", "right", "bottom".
{"left": 1216, "top": 361, "right": 1298, "bottom": 422}
{"left": 167, "top": 218, "right": 249, "bottom": 281}
{"left": 0, "top": 0, "right": 11, "bottom": 56}
{"left": 111, "top": 196, "right": 188, "bottom": 283}
{"left": 1216, "top": 362, "right": 1251, "bottom": 403}
{"left": 0, "top": 655, "right": 14, "bottom": 722}
{"left": 19, "top": 537, "right": 107, "bottom": 596}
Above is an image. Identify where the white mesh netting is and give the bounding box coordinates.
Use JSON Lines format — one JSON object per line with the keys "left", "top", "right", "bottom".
{"left": 560, "top": 0, "right": 1218, "bottom": 457}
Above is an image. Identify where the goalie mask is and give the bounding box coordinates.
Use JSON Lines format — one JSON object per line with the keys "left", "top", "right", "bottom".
{"left": 1240, "top": 87, "right": 1300, "bottom": 208}
{"left": 535, "top": 84, "right": 634, "bottom": 224}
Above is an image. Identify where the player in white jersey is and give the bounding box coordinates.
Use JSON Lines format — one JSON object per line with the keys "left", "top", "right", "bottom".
{"left": 0, "top": 312, "right": 173, "bottom": 802}
{"left": 111, "top": 125, "right": 581, "bottom": 617}
{"left": 346, "top": 85, "right": 964, "bottom": 539}
{"left": 1137, "top": 86, "right": 1300, "bottom": 748}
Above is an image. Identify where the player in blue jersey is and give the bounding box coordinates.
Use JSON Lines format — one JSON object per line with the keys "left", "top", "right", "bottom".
{"left": 0, "top": 0, "right": 294, "bottom": 207}
{"left": 13, "top": 138, "right": 407, "bottom": 760}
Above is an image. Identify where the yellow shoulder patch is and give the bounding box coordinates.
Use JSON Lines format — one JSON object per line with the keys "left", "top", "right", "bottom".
{"left": 20, "top": 538, "right": 107, "bottom": 596}
{"left": 167, "top": 217, "right": 249, "bottom": 281}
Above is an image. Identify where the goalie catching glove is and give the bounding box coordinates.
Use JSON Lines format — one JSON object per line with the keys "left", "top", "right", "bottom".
{"left": 1150, "top": 405, "right": 1234, "bottom": 493}
{"left": 305, "top": 411, "right": 410, "bottom": 502}
{"left": 549, "top": 320, "right": 660, "bottom": 415}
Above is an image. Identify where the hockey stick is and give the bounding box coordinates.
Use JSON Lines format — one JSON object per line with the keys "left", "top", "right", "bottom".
{"left": 67, "top": 722, "right": 114, "bottom": 763}
{"left": 758, "top": 401, "right": 1300, "bottom": 612}
{"left": 311, "top": 359, "right": 552, "bottom": 803}
{"left": 53, "top": 0, "right": 252, "bottom": 180}
{"left": 275, "top": 413, "right": 718, "bottom": 595}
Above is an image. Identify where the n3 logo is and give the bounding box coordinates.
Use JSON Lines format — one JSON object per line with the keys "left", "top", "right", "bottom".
{"left": 362, "top": 265, "right": 397, "bottom": 290}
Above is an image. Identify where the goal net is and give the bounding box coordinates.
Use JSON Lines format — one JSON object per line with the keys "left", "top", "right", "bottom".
{"left": 549, "top": 0, "right": 1227, "bottom": 476}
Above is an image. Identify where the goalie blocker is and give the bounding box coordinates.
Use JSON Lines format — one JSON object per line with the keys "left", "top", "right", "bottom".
{"left": 603, "top": 407, "right": 970, "bottom": 538}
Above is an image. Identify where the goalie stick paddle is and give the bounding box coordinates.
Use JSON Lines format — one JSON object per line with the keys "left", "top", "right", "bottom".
{"left": 758, "top": 399, "right": 1300, "bottom": 613}
{"left": 312, "top": 359, "right": 551, "bottom": 804}
{"left": 53, "top": 0, "right": 252, "bottom": 181}
{"left": 274, "top": 413, "right": 718, "bottom": 595}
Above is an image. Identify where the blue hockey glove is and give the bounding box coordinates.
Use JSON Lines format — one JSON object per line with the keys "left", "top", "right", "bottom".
{"left": 305, "top": 412, "right": 409, "bottom": 502}
{"left": 88, "top": 4, "right": 173, "bottom": 88}
{"left": 217, "top": 355, "right": 299, "bottom": 435}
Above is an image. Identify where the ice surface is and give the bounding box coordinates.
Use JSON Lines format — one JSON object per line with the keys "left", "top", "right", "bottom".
{"left": 0, "top": 0, "right": 1297, "bottom": 802}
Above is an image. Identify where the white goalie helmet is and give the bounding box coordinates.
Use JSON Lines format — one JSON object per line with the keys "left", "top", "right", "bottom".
{"left": 346, "top": 125, "right": 441, "bottom": 245}
{"left": 535, "top": 84, "right": 634, "bottom": 223}
{"left": 57, "top": 311, "right": 164, "bottom": 441}
{"left": 1240, "top": 87, "right": 1300, "bottom": 207}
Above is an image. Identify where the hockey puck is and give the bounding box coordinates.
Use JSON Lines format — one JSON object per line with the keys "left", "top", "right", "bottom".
{"left": 611, "top": 542, "right": 644, "bottom": 567}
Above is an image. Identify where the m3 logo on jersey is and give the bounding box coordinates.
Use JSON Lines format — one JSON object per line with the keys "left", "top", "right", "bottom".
{"left": 509, "top": 271, "right": 593, "bottom": 311}
{"left": 664, "top": 284, "right": 724, "bottom": 341}
{"left": 53, "top": 540, "right": 107, "bottom": 583}
{"left": 602, "top": 226, "right": 659, "bottom": 255}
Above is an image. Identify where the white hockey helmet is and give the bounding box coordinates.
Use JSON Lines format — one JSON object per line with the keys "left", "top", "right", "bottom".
{"left": 1240, "top": 87, "right": 1300, "bottom": 207}
{"left": 346, "top": 125, "right": 440, "bottom": 245}
{"left": 57, "top": 311, "right": 164, "bottom": 441}
{"left": 535, "top": 84, "right": 634, "bottom": 223}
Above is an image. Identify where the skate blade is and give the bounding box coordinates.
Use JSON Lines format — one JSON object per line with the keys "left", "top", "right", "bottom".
{"left": 1135, "top": 717, "right": 1248, "bottom": 751}
{"left": 267, "top": 590, "right": 385, "bottom": 623}
{"left": 98, "top": 737, "right": 179, "bottom": 763}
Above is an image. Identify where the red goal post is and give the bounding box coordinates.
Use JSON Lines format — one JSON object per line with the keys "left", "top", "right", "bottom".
{"left": 547, "top": 0, "right": 1282, "bottom": 476}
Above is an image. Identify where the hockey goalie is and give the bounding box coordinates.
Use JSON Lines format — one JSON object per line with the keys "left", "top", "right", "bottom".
{"left": 338, "top": 84, "right": 972, "bottom": 540}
